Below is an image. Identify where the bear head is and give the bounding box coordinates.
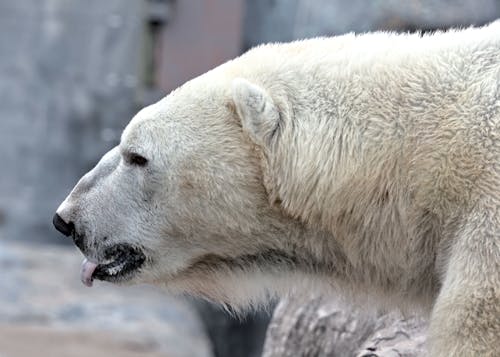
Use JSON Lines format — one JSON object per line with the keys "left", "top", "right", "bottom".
{"left": 54, "top": 70, "right": 306, "bottom": 306}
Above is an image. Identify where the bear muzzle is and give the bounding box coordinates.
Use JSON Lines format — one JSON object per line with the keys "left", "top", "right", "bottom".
{"left": 52, "top": 213, "right": 86, "bottom": 252}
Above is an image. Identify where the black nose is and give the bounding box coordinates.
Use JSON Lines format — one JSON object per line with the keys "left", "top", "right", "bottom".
{"left": 52, "top": 213, "right": 74, "bottom": 237}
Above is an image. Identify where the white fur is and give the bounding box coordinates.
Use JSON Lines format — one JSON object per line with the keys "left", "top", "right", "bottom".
{"left": 57, "top": 22, "right": 500, "bottom": 356}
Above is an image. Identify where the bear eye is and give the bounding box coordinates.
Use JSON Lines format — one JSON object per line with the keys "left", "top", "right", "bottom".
{"left": 126, "top": 153, "right": 148, "bottom": 167}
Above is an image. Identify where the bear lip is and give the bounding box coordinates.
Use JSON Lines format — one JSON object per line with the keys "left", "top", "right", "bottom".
{"left": 80, "top": 244, "right": 146, "bottom": 287}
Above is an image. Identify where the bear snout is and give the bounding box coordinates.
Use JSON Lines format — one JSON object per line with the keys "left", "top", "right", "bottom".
{"left": 52, "top": 213, "right": 86, "bottom": 252}
{"left": 52, "top": 213, "right": 74, "bottom": 237}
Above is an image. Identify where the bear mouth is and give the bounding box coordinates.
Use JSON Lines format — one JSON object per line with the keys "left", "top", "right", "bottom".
{"left": 81, "top": 244, "right": 146, "bottom": 287}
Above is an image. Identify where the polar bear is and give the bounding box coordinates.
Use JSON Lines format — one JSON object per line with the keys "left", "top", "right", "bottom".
{"left": 54, "top": 22, "right": 500, "bottom": 356}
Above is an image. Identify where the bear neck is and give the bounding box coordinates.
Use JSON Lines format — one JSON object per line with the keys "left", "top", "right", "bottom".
{"left": 246, "top": 62, "right": 444, "bottom": 306}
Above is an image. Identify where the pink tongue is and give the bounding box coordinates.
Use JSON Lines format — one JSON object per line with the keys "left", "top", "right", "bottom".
{"left": 81, "top": 258, "right": 98, "bottom": 287}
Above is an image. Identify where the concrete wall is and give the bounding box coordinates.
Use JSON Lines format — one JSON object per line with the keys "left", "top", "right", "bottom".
{"left": 244, "top": 0, "right": 500, "bottom": 49}
{"left": 0, "top": 0, "right": 143, "bottom": 244}
{"left": 157, "top": 0, "right": 244, "bottom": 93}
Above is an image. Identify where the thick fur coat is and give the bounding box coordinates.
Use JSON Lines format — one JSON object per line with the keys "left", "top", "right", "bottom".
{"left": 56, "top": 22, "right": 500, "bottom": 356}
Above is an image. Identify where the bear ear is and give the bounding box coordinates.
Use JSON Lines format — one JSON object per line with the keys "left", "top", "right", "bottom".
{"left": 231, "top": 78, "right": 280, "bottom": 147}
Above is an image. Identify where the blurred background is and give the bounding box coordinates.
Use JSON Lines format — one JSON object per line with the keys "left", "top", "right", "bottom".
{"left": 0, "top": 1, "right": 498, "bottom": 356}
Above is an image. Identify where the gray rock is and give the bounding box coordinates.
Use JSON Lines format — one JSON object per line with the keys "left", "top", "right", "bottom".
{"left": 356, "top": 315, "right": 427, "bottom": 357}
{"left": 262, "top": 297, "right": 427, "bottom": 357}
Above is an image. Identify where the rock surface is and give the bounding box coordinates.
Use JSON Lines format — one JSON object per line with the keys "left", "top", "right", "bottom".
{"left": 262, "top": 297, "right": 427, "bottom": 357}
{"left": 0, "top": 241, "right": 212, "bottom": 357}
